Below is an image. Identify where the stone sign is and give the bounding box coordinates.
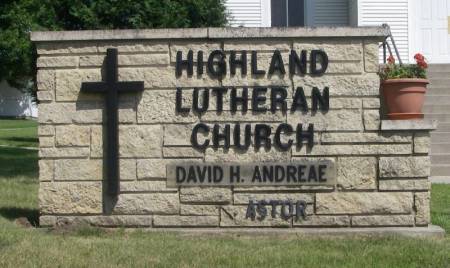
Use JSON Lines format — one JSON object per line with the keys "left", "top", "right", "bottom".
{"left": 32, "top": 27, "right": 435, "bottom": 229}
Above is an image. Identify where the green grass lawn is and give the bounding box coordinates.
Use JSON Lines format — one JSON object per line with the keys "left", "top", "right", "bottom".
{"left": 0, "top": 119, "right": 449, "bottom": 267}
{"left": 0, "top": 119, "right": 38, "bottom": 148}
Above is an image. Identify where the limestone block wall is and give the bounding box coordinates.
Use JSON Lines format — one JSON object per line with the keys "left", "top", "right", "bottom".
{"left": 32, "top": 27, "right": 434, "bottom": 228}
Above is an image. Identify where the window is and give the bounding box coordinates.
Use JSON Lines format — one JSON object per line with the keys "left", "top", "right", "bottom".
{"left": 271, "top": 0, "right": 305, "bottom": 27}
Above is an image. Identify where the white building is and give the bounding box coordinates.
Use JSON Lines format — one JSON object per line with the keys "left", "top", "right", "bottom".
{"left": 0, "top": 80, "right": 37, "bottom": 118}
{"left": 226, "top": 0, "right": 450, "bottom": 64}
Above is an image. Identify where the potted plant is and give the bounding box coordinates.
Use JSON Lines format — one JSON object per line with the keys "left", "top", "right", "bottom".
{"left": 379, "top": 53, "right": 428, "bottom": 120}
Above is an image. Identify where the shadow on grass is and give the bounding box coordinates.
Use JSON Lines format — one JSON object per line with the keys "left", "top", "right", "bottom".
{"left": 0, "top": 207, "right": 39, "bottom": 226}
{"left": 3, "top": 137, "right": 39, "bottom": 144}
{"left": 0, "top": 147, "right": 38, "bottom": 179}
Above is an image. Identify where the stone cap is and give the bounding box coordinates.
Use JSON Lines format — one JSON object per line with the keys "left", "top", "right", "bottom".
{"left": 30, "top": 26, "right": 388, "bottom": 42}
{"left": 381, "top": 120, "right": 438, "bottom": 131}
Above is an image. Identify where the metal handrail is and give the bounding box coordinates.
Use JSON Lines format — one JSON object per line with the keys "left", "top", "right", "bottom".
{"left": 381, "top": 23, "right": 402, "bottom": 65}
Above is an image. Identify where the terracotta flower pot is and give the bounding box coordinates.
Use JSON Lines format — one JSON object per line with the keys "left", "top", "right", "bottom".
{"left": 381, "top": 78, "right": 428, "bottom": 120}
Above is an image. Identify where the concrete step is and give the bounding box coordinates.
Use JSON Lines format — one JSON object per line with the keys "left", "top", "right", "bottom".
{"left": 424, "top": 113, "right": 450, "bottom": 122}
{"left": 423, "top": 105, "right": 450, "bottom": 114}
{"left": 434, "top": 122, "right": 450, "bottom": 131}
{"left": 430, "top": 132, "right": 450, "bottom": 143}
{"left": 431, "top": 164, "right": 450, "bottom": 176}
{"left": 427, "top": 72, "right": 450, "bottom": 79}
{"left": 430, "top": 143, "right": 450, "bottom": 154}
{"left": 429, "top": 177, "right": 450, "bottom": 184}
{"left": 428, "top": 78, "right": 450, "bottom": 87}
{"left": 431, "top": 154, "right": 450, "bottom": 165}
{"left": 424, "top": 95, "right": 450, "bottom": 105}
{"left": 427, "top": 64, "right": 450, "bottom": 72}
{"left": 425, "top": 87, "right": 450, "bottom": 95}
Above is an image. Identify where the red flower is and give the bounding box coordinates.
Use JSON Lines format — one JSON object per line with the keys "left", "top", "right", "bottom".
{"left": 414, "top": 53, "right": 425, "bottom": 61}
{"left": 414, "top": 53, "right": 427, "bottom": 69}
{"left": 387, "top": 55, "right": 395, "bottom": 64}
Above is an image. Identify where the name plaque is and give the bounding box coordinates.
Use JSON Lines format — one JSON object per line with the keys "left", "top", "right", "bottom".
{"left": 166, "top": 160, "right": 336, "bottom": 187}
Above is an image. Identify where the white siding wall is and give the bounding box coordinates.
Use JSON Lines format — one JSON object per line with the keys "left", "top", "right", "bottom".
{"left": 313, "top": 0, "right": 349, "bottom": 26}
{"left": 225, "top": 0, "right": 270, "bottom": 27}
{"left": 358, "top": 0, "right": 409, "bottom": 63}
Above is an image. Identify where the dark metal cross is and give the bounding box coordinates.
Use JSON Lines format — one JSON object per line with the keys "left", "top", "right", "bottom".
{"left": 81, "top": 48, "right": 144, "bottom": 197}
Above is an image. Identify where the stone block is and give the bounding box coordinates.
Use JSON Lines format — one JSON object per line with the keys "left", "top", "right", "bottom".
{"left": 293, "top": 74, "right": 380, "bottom": 97}
{"left": 163, "top": 147, "right": 203, "bottom": 158}
{"left": 328, "top": 98, "right": 362, "bottom": 109}
{"left": 36, "top": 70, "right": 55, "bottom": 91}
{"left": 415, "top": 192, "right": 431, "bottom": 226}
{"left": 363, "top": 109, "right": 380, "bottom": 130}
{"left": 234, "top": 185, "right": 334, "bottom": 192}
{"left": 120, "top": 181, "right": 175, "bottom": 192}
{"left": 220, "top": 205, "right": 291, "bottom": 227}
{"left": 37, "top": 91, "right": 54, "bottom": 101}
{"left": 205, "top": 148, "right": 290, "bottom": 162}
{"left": 39, "top": 160, "right": 54, "bottom": 181}
{"left": 293, "top": 215, "right": 350, "bottom": 227}
{"left": 91, "top": 125, "right": 163, "bottom": 158}
{"left": 222, "top": 73, "right": 291, "bottom": 87}
{"left": 39, "top": 216, "right": 56, "bottom": 227}
{"left": 39, "top": 136, "right": 54, "bottom": 147}
{"left": 337, "top": 157, "right": 376, "bottom": 190}
{"left": 38, "top": 125, "right": 54, "bottom": 136}
{"left": 114, "top": 193, "right": 179, "bottom": 214}
{"left": 55, "top": 69, "right": 102, "bottom": 101}
{"left": 90, "top": 126, "right": 102, "bottom": 157}
{"left": 119, "top": 67, "right": 220, "bottom": 89}
{"left": 202, "top": 111, "right": 284, "bottom": 123}
{"left": 38, "top": 102, "right": 102, "bottom": 124}
{"left": 52, "top": 215, "right": 153, "bottom": 227}
{"left": 316, "top": 192, "right": 413, "bottom": 214}
{"left": 180, "top": 205, "right": 219, "bottom": 216}
{"left": 293, "top": 144, "right": 412, "bottom": 156}
{"left": 137, "top": 90, "right": 198, "bottom": 124}
{"left": 326, "top": 61, "right": 363, "bottom": 74}
{"left": 381, "top": 120, "right": 437, "bottom": 131}
{"left": 39, "top": 147, "right": 90, "bottom": 158}
{"left": 362, "top": 98, "right": 380, "bottom": 108}
{"left": 414, "top": 132, "right": 431, "bottom": 154}
{"left": 287, "top": 109, "right": 363, "bottom": 131}
{"left": 118, "top": 125, "right": 162, "bottom": 157}
{"left": 119, "top": 159, "right": 137, "bottom": 181}
{"left": 36, "top": 42, "right": 97, "bottom": 55}
{"left": 55, "top": 125, "right": 90, "bottom": 146}
{"left": 39, "top": 182, "right": 102, "bottom": 214}
{"left": 294, "top": 40, "right": 363, "bottom": 61}
{"left": 352, "top": 215, "right": 414, "bottom": 226}
{"left": 180, "top": 187, "right": 232, "bottom": 203}
{"left": 137, "top": 158, "right": 202, "bottom": 179}
{"left": 137, "top": 159, "right": 169, "bottom": 179}
{"left": 118, "top": 54, "right": 169, "bottom": 66}
{"left": 363, "top": 39, "right": 380, "bottom": 73}
{"left": 37, "top": 56, "right": 78, "bottom": 68}
{"left": 98, "top": 41, "right": 169, "bottom": 53}
{"left": 54, "top": 159, "right": 102, "bottom": 181}
{"left": 379, "top": 156, "right": 430, "bottom": 178}
{"left": 233, "top": 193, "right": 314, "bottom": 205}
{"left": 79, "top": 55, "right": 104, "bottom": 67}
{"left": 321, "top": 132, "right": 411, "bottom": 144}
{"left": 379, "top": 179, "right": 430, "bottom": 191}
{"left": 164, "top": 124, "right": 195, "bottom": 146}
{"left": 153, "top": 215, "right": 219, "bottom": 227}
{"left": 224, "top": 40, "right": 290, "bottom": 51}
